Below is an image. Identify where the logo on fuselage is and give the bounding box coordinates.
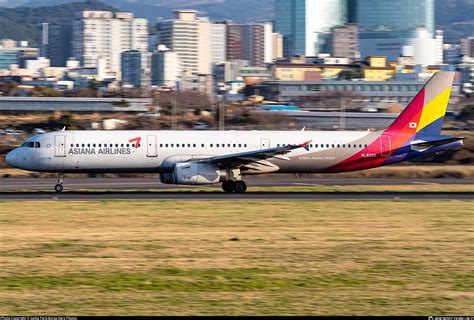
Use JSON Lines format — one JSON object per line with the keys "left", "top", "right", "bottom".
{"left": 68, "top": 137, "right": 142, "bottom": 155}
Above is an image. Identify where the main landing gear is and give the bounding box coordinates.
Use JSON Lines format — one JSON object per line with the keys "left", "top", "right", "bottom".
{"left": 55, "top": 173, "right": 64, "bottom": 193}
{"left": 222, "top": 180, "right": 247, "bottom": 193}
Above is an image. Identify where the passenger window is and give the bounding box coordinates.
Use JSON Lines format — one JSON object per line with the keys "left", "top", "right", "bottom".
{"left": 193, "top": 144, "right": 196, "bottom": 147}
{"left": 337, "top": 144, "right": 340, "bottom": 148}
{"left": 244, "top": 144, "right": 247, "bottom": 148}
{"left": 233, "top": 144, "right": 236, "bottom": 148}
{"left": 70, "top": 144, "right": 73, "bottom": 147}
{"left": 99, "top": 144, "right": 102, "bottom": 147}
{"left": 228, "top": 144, "right": 231, "bottom": 147}
{"left": 76, "top": 144, "right": 79, "bottom": 147}
{"left": 201, "top": 144, "right": 204, "bottom": 147}
{"left": 121, "top": 144, "right": 124, "bottom": 147}
{"left": 188, "top": 144, "right": 191, "bottom": 147}
{"left": 217, "top": 144, "right": 220, "bottom": 147}
{"left": 326, "top": 144, "right": 329, "bottom": 148}
{"left": 82, "top": 144, "right": 85, "bottom": 147}
{"left": 239, "top": 144, "right": 242, "bottom": 148}
{"left": 87, "top": 144, "right": 90, "bottom": 147}
{"left": 115, "top": 144, "right": 118, "bottom": 147}
{"left": 165, "top": 144, "right": 168, "bottom": 147}
{"left": 210, "top": 144, "right": 213, "bottom": 147}
{"left": 182, "top": 144, "right": 185, "bottom": 147}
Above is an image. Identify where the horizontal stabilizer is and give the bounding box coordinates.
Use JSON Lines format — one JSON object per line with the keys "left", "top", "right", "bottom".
{"left": 410, "top": 137, "right": 464, "bottom": 151}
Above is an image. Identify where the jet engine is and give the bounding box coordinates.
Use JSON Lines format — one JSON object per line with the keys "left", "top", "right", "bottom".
{"left": 160, "top": 162, "right": 227, "bottom": 185}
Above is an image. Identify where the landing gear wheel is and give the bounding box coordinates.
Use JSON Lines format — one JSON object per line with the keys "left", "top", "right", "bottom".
{"left": 234, "top": 180, "right": 247, "bottom": 193}
{"left": 54, "top": 184, "right": 63, "bottom": 193}
{"left": 222, "top": 180, "right": 236, "bottom": 193}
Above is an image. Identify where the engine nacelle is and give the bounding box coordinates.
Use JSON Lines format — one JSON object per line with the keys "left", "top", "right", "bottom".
{"left": 160, "top": 162, "right": 226, "bottom": 185}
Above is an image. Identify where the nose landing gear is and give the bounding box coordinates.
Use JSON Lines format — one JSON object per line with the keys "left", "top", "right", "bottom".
{"left": 55, "top": 173, "right": 64, "bottom": 193}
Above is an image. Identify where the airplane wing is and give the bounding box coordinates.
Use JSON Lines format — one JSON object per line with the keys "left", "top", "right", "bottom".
{"left": 410, "top": 137, "right": 464, "bottom": 151}
{"left": 198, "top": 140, "right": 312, "bottom": 169}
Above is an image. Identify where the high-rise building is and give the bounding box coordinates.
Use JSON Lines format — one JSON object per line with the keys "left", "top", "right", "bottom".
{"left": 349, "top": 0, "right": 435, "bottom": 37}
{"left": 331, "top": 24, "right": 359, "bottom": 61}
{"left": 461, "top": 37, "right": 474, "bottom": 58}
{"left": 350, "top": 0, "right": 436, "bottom": 62}
{"left": 272, "top": 33, "right": 284, "bottom": 61}
{"left": 72, "top": 11, "right": 148, "bottom": 79}
{"left": 274, "top": 0, "right": 348, "bottom": 57}
{"left": 151, "top": 45, "right": 182, "bottom": 88}
{"left": 157, "top": 10, "right": 211, "bottom": 74}
{"left": 121, "top": 50, "right": 151, "bottom": 88}
{"left": 226, "top": 22, "right": 274, "bottom": 66}
{"left": 211, "top": 23, "right": 227, "bottom": 66}
{"left": 42, "top": 23, "right": 73, "bottom": 67}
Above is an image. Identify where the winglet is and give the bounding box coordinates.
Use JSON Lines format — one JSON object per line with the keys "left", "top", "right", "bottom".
{"left": 300, "top": 140, "right": 312, "bottom": 151}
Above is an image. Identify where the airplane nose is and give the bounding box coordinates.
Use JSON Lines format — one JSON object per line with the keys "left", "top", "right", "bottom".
{"left": 5, "top": 149, "right": 17, "bottom": 167}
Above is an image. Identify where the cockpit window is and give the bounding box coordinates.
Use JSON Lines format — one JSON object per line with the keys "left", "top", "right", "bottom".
{"left": 27, "top": 142, "right": 34, "bottom": 148}
{"left": 34, "top": 142, "right": 41, "bottom": 148}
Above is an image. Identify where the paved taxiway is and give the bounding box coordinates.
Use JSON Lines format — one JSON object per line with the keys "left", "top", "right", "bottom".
{"left": 0, "top": 177, "right": 472, "bottom": 200}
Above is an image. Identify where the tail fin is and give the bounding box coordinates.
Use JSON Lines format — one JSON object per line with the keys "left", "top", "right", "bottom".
{"left": 386, "top": 71, "right": 455, "bottom": 136}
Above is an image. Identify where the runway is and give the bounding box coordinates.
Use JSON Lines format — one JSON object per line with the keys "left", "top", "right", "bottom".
{"left": 1, "top": 177, "right": 472, "bottom": 200}
{"left": 1, "top": 177, "right": 473, "bottom": 191}
{"left": 1, "top": 191, "right": 473, "bottom": 200}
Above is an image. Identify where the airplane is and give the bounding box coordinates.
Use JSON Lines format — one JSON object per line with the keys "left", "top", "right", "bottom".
{"left": 5, "top": 71, "right": 464, "bottom": 193}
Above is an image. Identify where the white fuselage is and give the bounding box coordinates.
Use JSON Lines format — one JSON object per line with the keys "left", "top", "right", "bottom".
{"left": 6, "top": 130, "right": 379, "bottom": 174}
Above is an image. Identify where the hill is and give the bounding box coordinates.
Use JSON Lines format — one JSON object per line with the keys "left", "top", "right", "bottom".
{"left": 0, "top": 0, "right": 472, "bottom": 43}
{"left": 0, "top": 0, "right": 117, "bottom": 43}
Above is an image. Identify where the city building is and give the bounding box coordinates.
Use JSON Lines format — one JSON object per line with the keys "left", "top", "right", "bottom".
{"left": 0, "top": 40, "right": 39, "bottom": 70}
{"left": 246, "top": 78, "right": 462, "bottom": 104}
{"left": 272, "top": 33, "right": 283, "bottom": 61}
{"left": 274, "top": 0, "right": 348, "bottom": 57}
{"left": 42, "top": 23, "right": 73, "bottom": 67}
{"left": 211, "top": 23, "right": 227, "bottom": 66}
{"left": 157, "top": 10, "right": 211, "bottom": 74}
{"left": 272, "top": 60, "right": 358, "bottom": 81}
{"left": 443, "top": 44, "right": 462, "bottom": 64}
{"left": 121, "top": 50, "right": 151, "bottom": 88}
{"left": 25, "top": 57, "right": 51, "bottom": 74}
{"left": 331, "top": 24, "right": 359, "bottom": 62}
{"left": 72, "top": 11, "right": 149, "bottom": 79}
{"left": 151, "top": 45, "right": 182, "bottom": 88}
{"left": 362, "top": 56, "right": 395, "bottom": 81}
{"left": 461, "top": 37, "right": 474, "bottom": 58}
{"left": 351, "top": 0, "right": 438, "bottom": 63}
{"left": 180, "top": 70, "right": 213, "bottom": 94}
{"left": 225, "top": 22, "right": 274, "bottom": 67}
{"left": 214, "top": 59, "right": 249, "bottom": 84}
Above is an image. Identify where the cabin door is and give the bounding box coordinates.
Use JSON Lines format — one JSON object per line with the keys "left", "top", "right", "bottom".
{"left": 380, "top": 135, "right": 392, "bottom": 157}
{"left": 147, "top": 135, "right": 158, "bottom": 157}
{"left": 54, "top": 135, "right": 66, "bottom": 157}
